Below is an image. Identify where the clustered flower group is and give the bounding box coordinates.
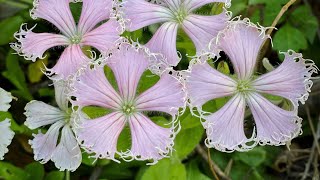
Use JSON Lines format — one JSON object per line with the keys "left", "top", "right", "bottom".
{"left": 0, "top": 0, "right": 318, "bottom": 172}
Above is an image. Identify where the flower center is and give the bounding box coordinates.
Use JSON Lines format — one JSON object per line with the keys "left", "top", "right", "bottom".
{"left": 121, "top": 103, "right": 136, "bottom": 116}
{"left": 70, "top": 34, "right": 82, "bottom": 44}
{"left": 172, "top": 7, "right": 188, "bottom": 24}
{"left": 237, "top": 80, "right": 252, "bottom": 94}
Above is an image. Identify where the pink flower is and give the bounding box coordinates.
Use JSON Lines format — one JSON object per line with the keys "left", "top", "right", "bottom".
{"left": 186, "top": 18, "right": 319, "bottom": 152}
{"left": 0, "top": 88, "right": 14, "bottom": 160}
{"left": 71, "top": 42, "right": 186, "bottom": 164}
{"left": 11, "top": 0, "right": 122, "bottom": 79}
{"left": 0, "top": 119, "right": 14, "bottom": 160}
{"left": 123, "top": 0, "right": 230, "bottom": 66}
{"left": 24, "top": 80, "right": 81, "bottom": 171}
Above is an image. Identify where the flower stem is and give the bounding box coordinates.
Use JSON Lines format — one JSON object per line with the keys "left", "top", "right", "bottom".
{"left": 207, "top": 148, "right": 220, "bottom": 180}
{"left": 267, "top": 0, "right": 297, "bottom": 36}
{"left": 65, "top": 171, "right": 70, "bottom": 180}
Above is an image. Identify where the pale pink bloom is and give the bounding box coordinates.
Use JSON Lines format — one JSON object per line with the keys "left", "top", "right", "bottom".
{"left": 123, "top": 0, "right": 231, "bottom": 66}
{"left": 25, "top": 80, "right": 81, "bottom": 171}
{"left": 11, "top": 0, "right": 122, "bottom": 79}
{"left": 0, "top": 119, "right": 14, "bottom": 160}
{"left": 0, "top": 87, "right": 13, "bottom": 112}
{"left": 71, "top": 43, "right": 186, "bottom": 164}
{"left": 0, "top": 88, "right": 14, "bottom": 160}
{"left": 186, "top": 18, "right": 319, "bottom": 152}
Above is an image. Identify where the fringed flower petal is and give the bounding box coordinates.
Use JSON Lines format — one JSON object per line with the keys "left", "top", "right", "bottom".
{"left": 214, "top": 19, "right": 269, "bottom": 80}
{"left": 187, "top": 61, "right": 237, "bottom": 108}
{"left": 204, "top": 94, "right": 248, "bottom": 152}
{"left": 247, "top": 93, "right": 301, "bottom": 146}
{"left": 52, "top": 125, "right": 81, "bottom": 171}
{"left": 123, "top": 0, "right": 173, "bottom": 31}
{"left": 182, "top": 12, "right": 229, "bottom": 53}
{"left": 107, "top": 45, "right": 149, "bottom": 102}
{"left": 50, "top": 45, "right": 90, "bottom": 79}
{"left": 77, "top": 112, "right": 126, "bottom": 160}
{"left": 71, "top": 66, "right": 122, "bottom": 109}
{"left": 30, "top": 121, "right": 65, "bottom": 164}
{"left": 25, "top": 101, "right": 67, "bottom": 130}
{"left": 11, "top": 28, "right": 69, "bottom": 62}
{"left": 135, "top": 74, "right": 185, "bottom": 116}
{"left": 145, "top": 22, "right": 179, "bottom": 66}
{"left": 0, "top": 88, "right": 12, "bottom": 112}
{"left": 78, "top": 0, "right": 113, "bottom": 34}
{"left": 31, "top": 0, "right": 76, "bottom": 37}
{"left": 252, "top": 50, "right": 319, "bottom": 107}
{"left": 128, "top": 113, "right": 173, "bottom": 164}
{"left": 0, "top": 119, "right": 14, "bottom": 160}
{"left": 82, "top": 20, "right": 121, "bottom": 53}
{"left": 54, "top": 80, "right": 69, "bottom": 111}
{"left": 161, "top": 0, "right": 181, "bottom": 10}
{"left": 184, "top": 0, "right": 231, "bottom": 11}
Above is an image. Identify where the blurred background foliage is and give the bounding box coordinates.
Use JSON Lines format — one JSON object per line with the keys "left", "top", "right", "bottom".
{"left": 0, "top": 0, "right": 320, "bottom": 179}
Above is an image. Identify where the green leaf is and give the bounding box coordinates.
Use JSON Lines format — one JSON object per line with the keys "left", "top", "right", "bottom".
{"left": 45, "top": 171, "right": 64, "bottom": 180}
{"left": 82, "top": 106, "right": 111, "bottom": 119}
{"left": 174, "top": 112, "right": 204, "bottom": 159}
{"left": 27, "top": 56, "right": 48, "bottom": 83}
{"left": 24, "top": 162, "right": 44, "bottom": 180}
{"left": 234, "top": 147, "right": 267, "bottom": 167}
{"left": 230, "top": 161, "right": 265, "bottom": 180}
{"left": 289, "top": 5, "right": 319, "bottom": 43}
{"left": 141, "top": 159, "right": 187, "bottom": 180}
{"left": 101, "top": 163, "right": 134, "bottom": 180}
{"left": 229, "top": 0, "right": 247, "bottom": 15}
{"left": 248, "top": 0, "right": 287, "bottom": 5}
{"left": 0, "top": 16, "right": 24, "bottom": 45}
{"left": 186, "top": 160, "right": 211, "bottom": 180}
{"left": 81, "top": 152, "right": 97, "bottom": 167}
{"left": 0, "top": 162, "right": 29, "bottom": 180}
{"left": 0, "top": 112, "right": 31, "bottom": 135}
{"left": 2, "top": 50, "right": 33, "bottom": 101}
{"left": 273, "top": 23, "right": 308, "bottom": 52}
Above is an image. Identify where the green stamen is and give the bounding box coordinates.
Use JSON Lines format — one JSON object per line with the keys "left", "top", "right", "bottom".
{"left": 121, "top": 103, "right": 136, "bottom": 116}
{"left": 70, "top": 34, "right": 82, "bottom": 44}
{"left": 172, "top": 8, "right": 188, "bottom": 24}
{"left": 237, "top": 80, "right": 252, "bottom": 94}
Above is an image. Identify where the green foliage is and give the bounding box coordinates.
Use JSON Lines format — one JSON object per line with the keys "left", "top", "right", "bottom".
{"left": 24, "top": 162, "right": 45, "bottom": 180}
{"left": 186, "top": 160, "right": 211, "bottom": 180}
{"left": 0, "top": 162, "right": 29, "bottom": 180}
{"left": 174, "top": 111, "right": 204, "bottom": 160}
{"left": 273, "top": 23, "right": 308, "bottom": 52}
{"left": 141, "top": 159, "right": 186, "bottom": 180}
{"left": 0, "top": 16, "right": 24, "bottom": 45}
{"left": 2, "top": 50, "right": 33, "bottom": 100}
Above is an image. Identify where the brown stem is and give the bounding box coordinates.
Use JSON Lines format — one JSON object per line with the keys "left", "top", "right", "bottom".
{"left": 305, "top": 106, "right": 320, "bottom": 156}
{"left": 266, "top": 0, "right": 297, "bottom": 36}
{"left": 207, "top": 148, "right": 220, "bottom": 180}
{"left": 196, "top": 145, "right": 231, "bottom": 180}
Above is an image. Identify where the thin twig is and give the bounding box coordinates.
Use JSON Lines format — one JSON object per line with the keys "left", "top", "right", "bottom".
{"left": 196, "top": 145, "right": 231, "bottom": 180}
{"left": 302, "top": 114, "right": 320, "bottom": 180}
{"left": 305, "top": 106, "right": 320, "bottom": 156}
{"left": 207, "top": 148, "right": 220, "bottom": 180}
{"left": 266, "top": 0, "right": 297, "bottom": 36}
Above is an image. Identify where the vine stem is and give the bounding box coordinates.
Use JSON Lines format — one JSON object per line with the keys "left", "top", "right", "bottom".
{"left": 207, "top": 148, "right": 220, "bottom": 180}
{"left": 266, "top": 0, "right": 297, "bottom": 36}
{"left": 66, "top": 171, "right": 70, "bottom": 180}
{"left": 196, "top": 145, "right": 231, "bottom": 180}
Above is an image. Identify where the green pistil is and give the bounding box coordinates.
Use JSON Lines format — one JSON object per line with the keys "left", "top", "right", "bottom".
{"left": 70, "top": 34, "right": 82, "bottom": 44}
{"left": 121, "top": 103, "right": 136, "bottom": 116}
{"left": 237, "top": 80, "right": 253, "bottom": 94}
{"left": 64, "top": 110, "right": 72, "bottom": 124}
{"left": 172, "top": 8, "right": 188, "bottom": 24}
